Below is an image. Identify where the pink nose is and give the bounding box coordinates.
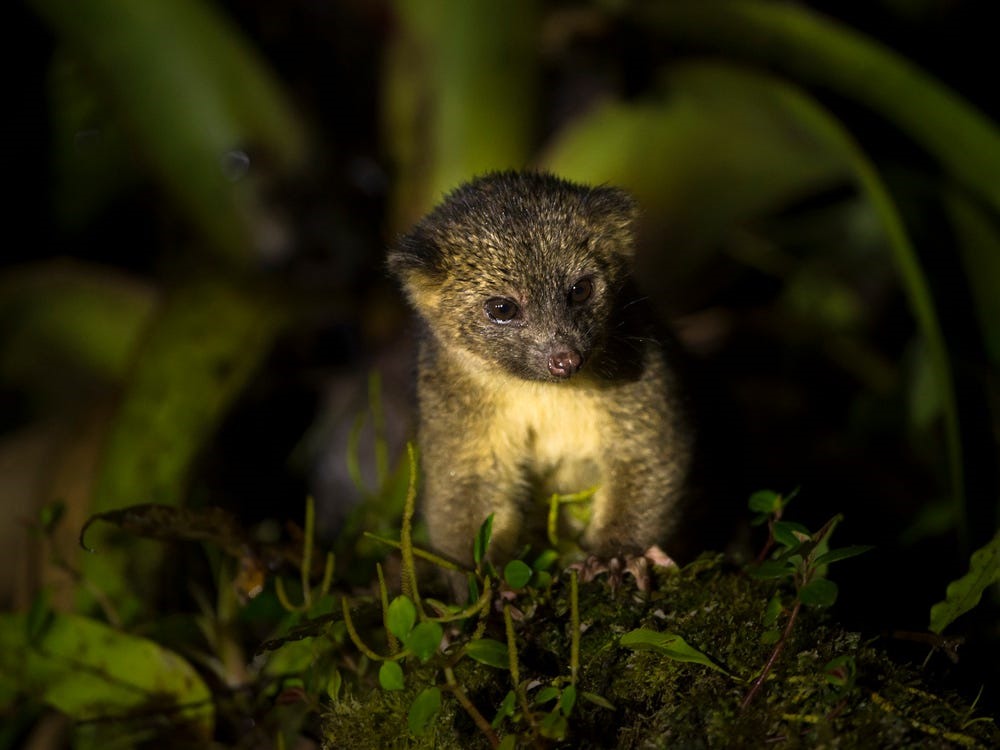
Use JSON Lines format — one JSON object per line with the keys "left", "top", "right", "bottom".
{"left": 548, "top": 350, "right": 582, "bottom": 378}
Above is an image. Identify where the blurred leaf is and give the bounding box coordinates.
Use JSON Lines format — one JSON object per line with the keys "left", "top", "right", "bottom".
{"left": 620, "top": 628, "right": 730, "bottom": 675}
{"left": 379, "top": 661, "right": 405, "bottom": 691}
{"left": 772, "top": 521, "right": 810, "bottom": 549}
{"left": 0, "top": 260, "right": 155, "bottom": 386}
{"left": 541, "top": 64, "right": 850, "bottom": 261}
{"left": 581, "top": 691, "right": 615, "bottom": 711}
{"left": 465, "top": 638, "right": 509, "bottom": 669}
{"left": 533, "top": 686, "right": 559, "bottom": 706}
{"left": 798, "top": 578, "right": 839, "bottom": 608}
{"left": 384, "top": 0, "right": 539, "bottom": 226}
{"left": 407, "top": 686, "right": 441, "bottom": 736}
{"left": 748, "top": 490, "right": 782, "bottom": 515}
{"left": 930, "top": 531, "right": 1000, "bottom": 634}
{"left": 560, "top": 684, "right": 576, "bottom": 716}
{"left": 30, "top": 0, "right": 306, "bottom": 262}
{"left": 81, "top": 278, "right": 286, "bottom": 614}
{"left": 946, "top": 191, "right": 1000, "bottom": 368}
{"left": 639, "top": 1, "right": 1000, "bottom": 213}
{"left": 0, "top": 612, "right": 212, "bottom": 734}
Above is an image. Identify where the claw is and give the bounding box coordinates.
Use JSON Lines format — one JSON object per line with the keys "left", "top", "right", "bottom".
{"left": 568, "top": 545, "right": 678, "bottom": 592}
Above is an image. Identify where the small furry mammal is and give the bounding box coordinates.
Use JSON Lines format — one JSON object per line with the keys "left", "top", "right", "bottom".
{"left": 389, "top": 171, "right": 695, "bottom": 579}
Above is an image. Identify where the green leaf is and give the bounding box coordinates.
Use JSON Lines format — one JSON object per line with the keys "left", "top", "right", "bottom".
{"left": 407, "top": 686, "right": 442, "bottom": 736}
{"left": 532, "top": 549, "right": 559, "bottom": 571}
{"left": 763, "top": 594, "right": 784, "bottom": 628}
{"left": 814, "top": 545, "right": 874, "bottom": 567}
{"left": 638, "top": 2, "right": 1000, "bottom": 214}
{"left": 504, "top": 560, "right": 533, "bottom": 589}
{"left": 474, "top": 514, "right": 494, "bottom": 567}
{"left": 30, "top": 0, "right": 307, "bottom": 262}
{"left": 581, "top": 691, "right": 616, "bottom": 710}
{"left": 81, "top": 278, "right": 286, "bottom": 615}
{"left": 466, "top": 638, "right": 509, "bottom": 669}
{"left": 385, "top": 0, "right": 538, "bottom": 220}
{"left": 750, "top": 560, "right": 793, "bottom": 580}
{"left": 533, "top": 686, "right": 559, "bottom": 706}
{"left": 539, "top": 709, "right": 568, "bottom": 739}
{"left": 326, "top": 669, "right": 342, "bottom": 701}
{"left": 560, "top": 684, "right": 577, "bottom": 716}
{"left": 620, "top": 628, "right": 730, "bottom": 675}
{"left": 760, "top": 629, "right": 782, "bottom": 645}
{"left": 386, "top": 596, "right": 417, "bottom": 640}
{"left": 823, "top": 655, "right": 856, "bottom": 689}
{"left": 498, "top": 736, "right": 516, "bottom": 750}
{"left": 772, "top": 521, "right": 810, "bottom": 548}
{"left": 798, "top": 578, "right": 839, "bottom": 607}
{"left": 379, "top": 661, "right": 405, "bottom": 691}
{"left": 0, "top": 612, "right": 212, "bottom": 735}
{"left": 492, "top": 690, "right": 517, "bottom": 728}
{"left": 930, "top": 531, "right": 1000, "bottom": 634}
{"left": 748, "top": 490, "right": 781, "bottom": 514}
{"left": 405, "top": 621, "right": 443, "bottom": 662}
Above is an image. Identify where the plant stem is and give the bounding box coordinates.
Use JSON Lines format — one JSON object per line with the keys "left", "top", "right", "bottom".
{"left": 742, "top": 599, "right": 802, "bottom": 710}
{"left": 444, "top": 667, "right": 500, "bottom": 748}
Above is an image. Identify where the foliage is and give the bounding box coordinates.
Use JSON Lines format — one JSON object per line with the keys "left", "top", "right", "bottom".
{"left": 930, "top": 531, "right": 1000, "bottom": 634}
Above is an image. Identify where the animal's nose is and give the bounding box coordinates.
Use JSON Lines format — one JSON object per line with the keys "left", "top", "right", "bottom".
{"left": 547, "top": 349, "right": 582, "bottom": 378}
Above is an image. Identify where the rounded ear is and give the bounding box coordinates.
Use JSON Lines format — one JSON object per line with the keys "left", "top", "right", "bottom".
{"left": 586, "top": 186, "right": 640, "bottom": 256}
{"left": 387, "top": 226, "right": 445, "bottom": 280}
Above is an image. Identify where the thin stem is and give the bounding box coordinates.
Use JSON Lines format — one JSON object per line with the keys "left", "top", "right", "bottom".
{"left": 742, "top": 599, "right": 802, "bottom": 710}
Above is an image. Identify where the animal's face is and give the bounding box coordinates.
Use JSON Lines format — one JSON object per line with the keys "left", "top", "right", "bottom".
{"left": 389, "top": 172, "right": 638, "bottom": 382}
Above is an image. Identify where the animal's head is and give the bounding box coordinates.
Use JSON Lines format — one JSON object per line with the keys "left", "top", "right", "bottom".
{"left": 388, "top": 171, "right": 639, "bottom": 382}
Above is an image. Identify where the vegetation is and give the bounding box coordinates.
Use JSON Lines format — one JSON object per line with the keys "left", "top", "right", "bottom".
{"left": 3, "top": 0, "right": 999, "bottom": 746}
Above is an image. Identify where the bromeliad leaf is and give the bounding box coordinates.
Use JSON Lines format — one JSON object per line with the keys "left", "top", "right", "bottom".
{"left": 930, "top": 530, "right": 1000, "bottom": 634}
{"left": 620, "top": 628, "right": 731, "bottom": 675}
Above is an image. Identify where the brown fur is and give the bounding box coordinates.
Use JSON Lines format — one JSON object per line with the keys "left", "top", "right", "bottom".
{"left": 388, "top": 171, "right": 694, "bottom": 572}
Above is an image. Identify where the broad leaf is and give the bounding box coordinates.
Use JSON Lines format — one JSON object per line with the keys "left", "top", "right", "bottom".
{"left": 407, "top": 686, "right": 442, "bottom": 735}
{"left": 465, "top": 638, "right": 509, "bottom": 669}
{"left": 620, "top": 628, "right": 730, "bottom": 675}
{"left": 930, "top": 531, "right": 1000, "bottom": 634}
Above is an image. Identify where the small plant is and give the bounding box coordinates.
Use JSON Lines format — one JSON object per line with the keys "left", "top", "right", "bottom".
{"left": 742, "top": 489, "right": 873, "bottom": 708}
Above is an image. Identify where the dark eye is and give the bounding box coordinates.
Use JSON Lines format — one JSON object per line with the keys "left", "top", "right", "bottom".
{"left": 568, "top": 277, "right": 594, "bottom": 305}
{"left": 485, "top": 297, "right": 519, "bottom": 324}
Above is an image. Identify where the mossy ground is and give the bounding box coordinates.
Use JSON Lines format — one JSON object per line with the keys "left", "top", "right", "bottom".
{"left": 322, "top": 556, "right": 998, "bottom": 749}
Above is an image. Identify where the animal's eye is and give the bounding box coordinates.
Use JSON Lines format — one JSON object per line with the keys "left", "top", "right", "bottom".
{"left": 484, "top": 297, "right": 519, "bottom": 324}
{"left": 568, "top": 277, "right": 594, "bottom": 305}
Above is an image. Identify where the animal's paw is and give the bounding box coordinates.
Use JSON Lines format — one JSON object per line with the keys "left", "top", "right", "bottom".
{"left": 569, "top": 545, "right": 677, "bottom": 592}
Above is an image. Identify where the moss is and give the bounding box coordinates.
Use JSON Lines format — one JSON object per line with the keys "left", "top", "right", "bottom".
{"left": 322, "top": 556, "right": 998, "bottom": 748}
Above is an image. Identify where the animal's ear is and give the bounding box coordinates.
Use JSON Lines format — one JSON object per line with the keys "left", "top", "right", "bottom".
{"left": 586, "top": 186, "right": 640, "bottom": 255}
{"left": 387, "top": 228, "right": 447, "bottom": 313}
